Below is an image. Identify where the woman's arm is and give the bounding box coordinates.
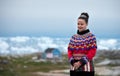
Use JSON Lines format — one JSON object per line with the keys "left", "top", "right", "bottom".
{"left": 68, "top": 47, "right": 73, "bottom": 62}
{"left": 86, "top": 36, "right": 97, "bottom": 60}
{"left": 86, "top": 48, "right": 97, "bottom": 60}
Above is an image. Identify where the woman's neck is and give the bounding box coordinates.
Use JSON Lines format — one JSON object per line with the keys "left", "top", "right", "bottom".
{"left": 77, "top": 29, "right": 90, "bottom": 35}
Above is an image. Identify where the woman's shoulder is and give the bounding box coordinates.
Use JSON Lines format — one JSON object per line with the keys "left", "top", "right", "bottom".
{"left": 72, "top": 34, "right": 78, "bottom": 37}
{"left": 70, "top": 34, "right": 79, "bottom": 39}
{"left": 88, "top": 32, "right": 97, "bottom": 41}
{"left": 89, "top": 32, "right": 96, "bottom": 37}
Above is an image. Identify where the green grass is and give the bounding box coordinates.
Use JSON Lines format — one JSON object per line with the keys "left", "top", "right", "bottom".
{"left": 0, "top": 54, "right": 69, "bottom": 76}
{"left": 1, "top": 53, "right": 111, "bottom": 76}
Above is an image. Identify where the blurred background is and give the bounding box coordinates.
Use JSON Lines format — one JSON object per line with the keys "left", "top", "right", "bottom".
{"left": 0, "top": 0, "right": 120, "bottom": 76}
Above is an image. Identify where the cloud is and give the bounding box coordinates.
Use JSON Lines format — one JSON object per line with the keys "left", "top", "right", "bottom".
{"left": 0, "top": 40, "right": 10, "bottom": 55}
{"left": 10, "top": 36, "right": 30, "bottom": 42}
{"left": 10, "top": 46, "right": 38, "bottom": 55}
{"left": 98, "top": 45, "right": 109, "bottom": 50}
{"left": 98, "top": 39, "right": 118, "bottom": 50}
{"left": 0, "top": 40, "right": 9, "bottom": 50}
{"left": 37, "top": 37, "right": 58, "bottom": 51}
{"left": 38, "top": 43, "right": 58, "bottom": 51}
{"left": 37, "top": 37, "right": 54, "bottom": 44}
{"left": 0, "top": 36, "right": 120, "bottom": 56}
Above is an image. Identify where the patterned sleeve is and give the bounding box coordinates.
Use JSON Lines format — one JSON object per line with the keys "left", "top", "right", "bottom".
{"left": 67, "top": 36, "right": 74, "bottom": 61}
{"left": 86, "top": 34, "right": 97, "bottom": 60}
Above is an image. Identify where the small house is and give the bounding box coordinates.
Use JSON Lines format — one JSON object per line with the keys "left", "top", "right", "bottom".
{"left": 44, "top": 48, "right": 62, "bottom": 62}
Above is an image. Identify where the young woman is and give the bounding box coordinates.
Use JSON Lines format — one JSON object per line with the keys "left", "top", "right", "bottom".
{"left": 68, "top": 12, "right": 97, "bottom": 76}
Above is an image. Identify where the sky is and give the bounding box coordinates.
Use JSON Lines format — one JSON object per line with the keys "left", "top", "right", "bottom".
{"left": 0, "top": 0, "right": 120, "bottom": 38}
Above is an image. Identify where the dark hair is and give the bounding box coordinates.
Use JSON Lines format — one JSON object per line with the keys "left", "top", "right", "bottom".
{"left": 78, "top": 12, "right": 89, "bottom": 24}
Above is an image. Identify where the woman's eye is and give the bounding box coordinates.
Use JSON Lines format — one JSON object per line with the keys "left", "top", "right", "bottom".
{"left": 78, "top": 23, "right": 84, "bottom": 25}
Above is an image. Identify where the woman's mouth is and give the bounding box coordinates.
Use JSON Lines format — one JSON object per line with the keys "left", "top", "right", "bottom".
{"left": 78, "top": 27, "right": 83, "bottom": 29}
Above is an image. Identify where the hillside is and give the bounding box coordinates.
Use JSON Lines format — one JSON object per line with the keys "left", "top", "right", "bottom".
{"left": 0, "top": 50, "right": 120, "bottom": 76}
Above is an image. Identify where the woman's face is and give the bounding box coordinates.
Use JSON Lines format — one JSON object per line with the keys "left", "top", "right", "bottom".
{"left": 77, "top": 19, "right": 87, "bottom": 32}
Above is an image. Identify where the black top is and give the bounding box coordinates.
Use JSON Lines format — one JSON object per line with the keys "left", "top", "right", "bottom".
{"left": 77, "top": 29, "right": 90, "bottom": 35}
